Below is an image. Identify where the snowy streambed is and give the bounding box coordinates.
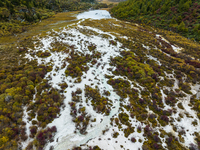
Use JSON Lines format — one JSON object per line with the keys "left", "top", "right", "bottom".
{"left": 21, "top": 10, "right": 200, "bottom": 150}
{"left": 77, "top": 10, "right": 112, "bottom": 20}
{"left": 22, "top": 10, "right": 142, "bottom": 150}
{"left": 44, "top": 27, "right": 123, "bottom": 149}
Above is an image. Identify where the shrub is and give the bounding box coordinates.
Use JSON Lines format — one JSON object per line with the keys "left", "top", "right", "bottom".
{"left": 160, "top": 115, "right": 169, "bottom": 122}
{"left": 30, "top": 126, "right": 37, "bottom": 138}
{"left": 113, "top": 132, "right": 119, "bottom": 138}
{"left": 131, "top": 137, "right": 136, "bottom": 143}
{"left": 119, "top": 113, "right": 129, "bottom": 125}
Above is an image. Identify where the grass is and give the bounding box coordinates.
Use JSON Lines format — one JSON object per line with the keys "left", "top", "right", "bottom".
{"left": 0, "top": 11, "right": 79, "bottom": 47}
{"left": 97, "top": 0, "right": 120, "bottom": 5}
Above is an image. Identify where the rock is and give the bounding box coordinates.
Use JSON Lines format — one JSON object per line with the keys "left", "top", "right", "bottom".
{"left": 19, "top": 9, "right": 28, "bottom": 13}
{"left": 5, "top": 95, "right": 12, "bottom": 102}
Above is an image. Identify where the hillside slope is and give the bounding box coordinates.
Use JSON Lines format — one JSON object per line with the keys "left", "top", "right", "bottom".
{"left": 1, "top": 10, "right": 200, "bottom": 150}
{"left": 111, "top": 0, "right": 200, "bottom": 42}
{"left": 0, "top": 0, "right": 94, "bottom": 36}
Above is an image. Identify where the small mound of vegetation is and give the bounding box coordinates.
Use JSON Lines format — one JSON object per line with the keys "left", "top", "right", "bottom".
{"left": 65, "top": 48, "right": 101, "bottom": 78}
{"left": 85, "top": 85, "right": 112, "bottom": 115}
{"left": 69, "top": 88, "right": 91, "bottom": 135}
{"left": 26, "top": 126, "right": 57, "bottom": 150}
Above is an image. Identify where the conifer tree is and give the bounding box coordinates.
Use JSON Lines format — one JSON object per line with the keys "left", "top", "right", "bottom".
{"left": 178, "top": 21, "right": 188, "bottom": 33}
{"left": 182, "top": 0, "right": 191, "bottom": 11}
{"left": 170, "top": 16, "right": 177, "bottom": 24}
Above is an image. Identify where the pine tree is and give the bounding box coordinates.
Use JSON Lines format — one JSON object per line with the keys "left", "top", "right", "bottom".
{"left": 0, "top": 1, "right": 5, "bottom": 7}
{"left": 178, "top": 0, "right": 184, "bottom": 12}
{"left": 9, "top": 4, "right": 15, "bottom": 15}
{"left": 182, "top": 0, "right": 191, "bottom": 11}
{"left": 178, "top": 21, "right": 188, "bottom": 33}
{"left": 193, "top": 24, "right": 200, "bottom": 32}
{"left": 170, "top": 16, "right": 177, "bottom": 24}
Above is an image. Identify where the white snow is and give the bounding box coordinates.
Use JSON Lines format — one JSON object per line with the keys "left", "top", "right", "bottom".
{"left": 172, "top": 45, "right": 183, "bottom": 53}
{"left": 156, "top": 34, "right": 183, "bottom": 53}
{"left": 77, "top": 10, "right": 111, "bottom": 20}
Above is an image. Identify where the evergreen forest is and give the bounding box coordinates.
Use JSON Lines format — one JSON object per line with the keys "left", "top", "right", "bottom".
{"left": 111, "top": 0, "right": 200, "bottom": 41}
{"left": 0, "top": 0, "right": 98, "bottom": 36}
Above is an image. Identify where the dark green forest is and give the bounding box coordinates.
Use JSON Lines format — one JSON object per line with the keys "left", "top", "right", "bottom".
{"left": 111, "top": 0, "right": 200, "bottom": 41}
{"left": 0, "top": 0, "right": 96, "bottom": 36}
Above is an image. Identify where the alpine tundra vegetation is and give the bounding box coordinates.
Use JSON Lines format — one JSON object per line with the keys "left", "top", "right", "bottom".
{"left": 0, "top": 0, "right": 200, "bottom": 150}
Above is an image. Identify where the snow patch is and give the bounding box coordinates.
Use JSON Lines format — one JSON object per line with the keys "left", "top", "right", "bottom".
{"left": 77, "top": 10, "right": 111, "bottom": 20}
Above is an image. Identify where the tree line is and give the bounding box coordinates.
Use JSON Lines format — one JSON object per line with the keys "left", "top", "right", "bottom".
{"left": 0, "top": 0, "right": 97, "bottom": 36}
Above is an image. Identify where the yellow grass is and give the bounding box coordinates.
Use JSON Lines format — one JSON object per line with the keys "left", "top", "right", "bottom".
{"left": 0, "top": 11, "right": 79, "bottom": 66}
{"left": 0, "top": 11, "right": 79, "bottom": 47}
{"left": 97, "top": 0, "right": 119, "bottom": 5}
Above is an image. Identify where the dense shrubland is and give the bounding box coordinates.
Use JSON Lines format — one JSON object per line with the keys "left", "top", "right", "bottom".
{"left": 110, "top": 51, "right": 155, "bottom": 88}
{"left": 85, "top": 85, "right": 112, "bottom": 115}
{"left": 111, "top": 0, "right": 200, "bottom": 42}
{"left": 64, "top": 48, "right": 101, "bottom": 78}
{"left": 0, "top": 0, "right": 56, "bottom": 36}
{"left": 0, "top": 37, "right": 65, "bottom": 149}
{"left": 69, "top": 88, "right": 91, "bottom": 135}
{"left": 0, "top": 61, "right": 55, "bottom": 149}
{"left": 78, "top": 18, "right": 200, "bottom": 149}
